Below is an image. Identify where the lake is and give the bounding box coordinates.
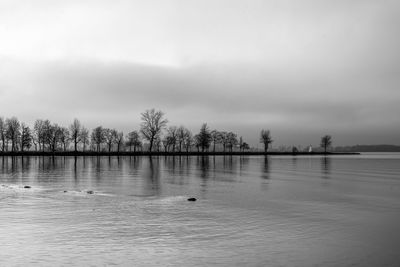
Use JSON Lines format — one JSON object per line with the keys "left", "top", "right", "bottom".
{"left": 0, "top": 154, "right": 400, "bottom": 266}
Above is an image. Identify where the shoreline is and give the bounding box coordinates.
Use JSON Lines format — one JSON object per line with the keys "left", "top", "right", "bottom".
{"left": 0, "top": 151, "right": 360, "bottom": 156}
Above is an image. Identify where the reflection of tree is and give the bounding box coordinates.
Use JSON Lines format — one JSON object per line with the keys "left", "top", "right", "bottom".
{"left": 129, "top": 156, "right": 140, "bottom": 170}
{"left": 321, "top": 156, "right": 331, "bottom": 178}
{"left": 261, "top": 156, "right": 270, "bottom": 180}
{"left": 239, "top": 156, "right": 249, "bottom": 175}
{"left": 223, "top": 155, "right": 234, "bottom": 171}
{"left": 73, "top": 156, "right": 78, "bottom": 180}
{"left": 95, "top": 156, "right": 101, "bottom": 182}
{"left": 143, "top": 156, "right": 160, "bottom": 196}
{"left": 199, "top": 156, "right": 209, "bottom": 180}
{"left": 196, "top": 156, "right": 210, "bottom": 194}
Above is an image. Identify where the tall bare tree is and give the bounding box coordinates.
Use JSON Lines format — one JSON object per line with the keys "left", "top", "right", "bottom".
{"left": 20, "top": 123, "right": 32, "bottom": 152}
{"left": 91, "top": 126, "right": 105, "bottom": 152}
{"left": 41, "top": 120, "right": 53, "bottom": 151}
{"left": 33, "top": 119, "right": 46, "bottom": 152}
{"left": 126, "top": 131, "right": 141, "bottom": 152}
{"left": 210, "top": 130, "right": 221, "bottom": 152}
{"left": 47, "top": 123, "right": 64, "bottom": 152}
{"left": 260, "top": 129, "right": 273, "bottom": 152}
{"left": 104, "top": 128, "right": 118, "bottom": 152}
{"left": 320, "top": 135, "right": 332, "bottom": 153}
{"left": 0, "top": 117, "right": 6, "bottom": 152}
{"left": 69, "top": 118, "right": 82, "bottom": 152}
{"left": 176, "top": 126, "right": 188, "bottom": 152}
{"left": 219, "top": 131, "right": 228, "bottom": 152}
{"left": 6, "top": 117, "right": 21, "bottom": 152}
{"left": 226, "top": 132, "right": 238, "bottom": 152}
{"left": 197, "top": 123, "right": 212, "bottom": 152}
{"left": 60, "top": 127, "right": 70, "bottom": 151}
{"left": 116, "top": 131, "right": 124, "bottom": 152}
{"left": 140, "top": 109, "right": 168, "bottom": 152}
{"left": 80, "top": 127, "right": 89, "bottom": 152}
{"left": 184, "top": 130, "right": 193, "bottom": 152}
{"left": 166, "top": 126, "right": 178, "bottom": 152}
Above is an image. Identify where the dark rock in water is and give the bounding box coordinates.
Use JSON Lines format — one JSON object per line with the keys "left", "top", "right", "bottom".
{"left": 187, "top": 197, "right": 197, "bottom": 201}
{"left": 24, "top": 185, "right": 31, "bottom": 189}
{"left": 87, "top": 190, "right": 94, "bottom": 194}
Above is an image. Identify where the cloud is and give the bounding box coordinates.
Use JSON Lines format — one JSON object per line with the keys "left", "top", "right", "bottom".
{"left": 1, "top": 58, "right": 399, "bottom": 146}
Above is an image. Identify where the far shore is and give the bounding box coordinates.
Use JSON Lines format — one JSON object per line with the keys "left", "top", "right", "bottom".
{"left": 0, "top": 151, "right": 360, "bottom": 157}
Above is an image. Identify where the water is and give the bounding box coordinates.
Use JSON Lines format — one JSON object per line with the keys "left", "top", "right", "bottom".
{"left": 0, "top": 154, "right": 400, "bottom": 266}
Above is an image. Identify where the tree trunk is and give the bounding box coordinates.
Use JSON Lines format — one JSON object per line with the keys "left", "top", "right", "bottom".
{"left": 149, "top": 136, "right": 154, "bottom": 152}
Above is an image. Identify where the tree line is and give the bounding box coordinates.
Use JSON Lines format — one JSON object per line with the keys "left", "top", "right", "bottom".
{"left": 0, "top": 109, "right": 332, "bottom": 154}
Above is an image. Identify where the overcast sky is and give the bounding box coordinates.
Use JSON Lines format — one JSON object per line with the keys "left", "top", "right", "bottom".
{"left": 1, "top": 0, "right": 399, "bottom": 147}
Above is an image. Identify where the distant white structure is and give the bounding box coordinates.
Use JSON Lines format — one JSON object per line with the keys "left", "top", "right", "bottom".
{"left": 308, "top": 145, "right": 313, "bottom": 153}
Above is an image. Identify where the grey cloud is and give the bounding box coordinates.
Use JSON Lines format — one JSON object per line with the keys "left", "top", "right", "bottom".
{"left": 1, "top": 59, "right": 399, "bottom": 146}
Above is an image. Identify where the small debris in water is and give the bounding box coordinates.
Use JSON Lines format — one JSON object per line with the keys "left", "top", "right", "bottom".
{"left": 23, "top": 185, "right": 31, "bottom": 189}
{"left": 187, "top": 197, "right": 197, "bottom": 201}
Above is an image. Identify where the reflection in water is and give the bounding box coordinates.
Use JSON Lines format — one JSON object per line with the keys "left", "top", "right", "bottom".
{"left": 74, "top": 156, "right": 78, "bottom": 180}
{"left": 239, "top": 156, "right": 249, "bottom": 175}
{"left": 0, "top": 155, "right": 399, "bottom": 266}
{"left": 144, "top": 156, "right": 160, "bottom": 196}
{"left": 223, "top": 156, "right": 235, "bottom": 172}
{"left": 321, "top": 156, "right": 331, "bottom": 179}
{"left": 261, "top": 156, "right": 270, "bottom": 180}
{"left": 198, "top": 156, "right": 210, "bottom": 180}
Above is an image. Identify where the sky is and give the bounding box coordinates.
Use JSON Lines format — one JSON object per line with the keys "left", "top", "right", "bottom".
{"left": 0, "top": 0, "right": 399, "bottom": 147}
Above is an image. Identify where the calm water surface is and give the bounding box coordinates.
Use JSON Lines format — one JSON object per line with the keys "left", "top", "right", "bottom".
{"left": 1, "top": 154, "right": 400, "bottom": 266}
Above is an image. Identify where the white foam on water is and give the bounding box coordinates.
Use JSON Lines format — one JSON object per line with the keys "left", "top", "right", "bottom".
{"left": 61, "top": 189, "right": 114, "bottom": 197}
{"left": 0, "top": 184, "right": 43, "bottom": 193}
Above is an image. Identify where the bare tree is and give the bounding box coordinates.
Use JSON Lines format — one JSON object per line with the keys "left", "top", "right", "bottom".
{"left": 226, "top": 132, "right": 238, "bottom": 152}
{"left": 116, "top": 131, "right": 124, "bottom": 152}
{"left": 41, "top": 120, "right": 53, "bottom": 151}
{"left": 162, "top": 136, "right": 170, "bottom": 152}
{"left": 211, "top": 130, "right": 222, "bottom": 152}
{"left": 242, "top": 142, "right": 250, "bottom": 151}
{"left": 140, "top": 109, "right": 168, "bottom": 152}
{"left": 184, "top": 130, "right": 193, "bottom": 152}
{"left": 176, "top": 126, "right": 190, "bottom": 152}
{"left": 219, "top": 131, "right": 228, "bottom": 152}
{"left": 6, "top": 117, "right": 21, "bottom": 152}
{"left": 48, "top": 124, "right": 64, "bottom": 152}
{"left": 197, "top": 123, "right": 211, "bottom": 152}
{"left": 320, "top": 135, "right": 332, "bottom": 153}
{"left": 59, "top": 127, "right": 70, "bottom": 151}
{"left": 80, "top": 127, "right": 89, "bottom": 152}
{"left": 20, "top": 123, "right": 32, "bottom": 152}
{"left": 104, "top": 128, "right": 118, "bottom": 152}
{"left": 126, "top": 131, "right": 141, "bottom": 152}
{"left": 166, "top": 126, "right": 178, "bottom": 152}
{"left": 91, "top": 126, "right": 105, "bottom": 152}
{"left": 33, "top": 119, "right": 46, "bottom": 152}
{"left": 69, "top": 118, "right": 82, "bottom": 152}
{"left": 153, "top": 135, "right": 162, "bottom": 152}
{"left": 0, "top": 117, "right": 6, "bottom": 151}
{"left": 260, "top": 129, "right": 273, "bottom": 152}
{"left": 194, "top": 134, "right": 201, "bottom": 152}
